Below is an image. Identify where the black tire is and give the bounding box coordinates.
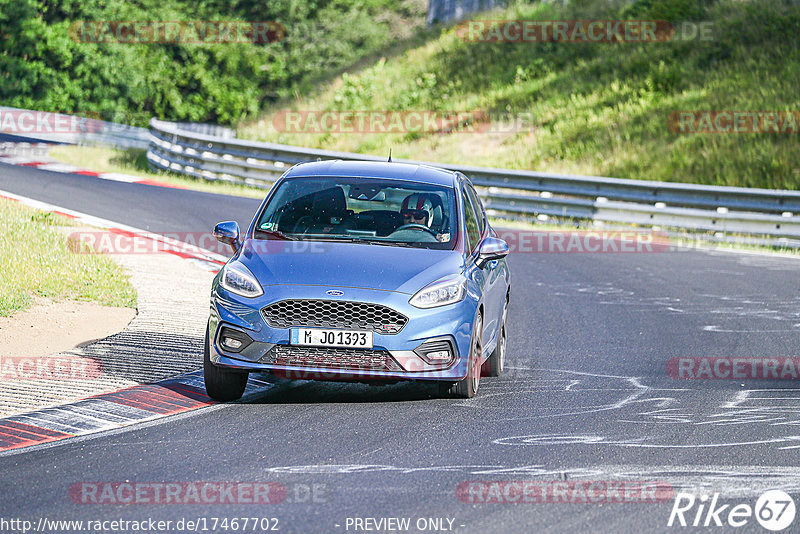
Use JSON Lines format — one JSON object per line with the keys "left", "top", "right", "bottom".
{"left": 440, "top": 312, "right": 482, "bottom": 399}
{"left": 204, "top": 326, "right": 249, "bottom": 402}
{"left": 483, "top": 299, "right": 508, "bottom": 377}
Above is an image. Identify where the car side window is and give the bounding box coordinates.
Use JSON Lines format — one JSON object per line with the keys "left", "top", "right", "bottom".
{"left": 465, "top": 184, "right": 486, "bottom": 235}
{"left": 462, "top": 186, "right": 481, "bottom": 254}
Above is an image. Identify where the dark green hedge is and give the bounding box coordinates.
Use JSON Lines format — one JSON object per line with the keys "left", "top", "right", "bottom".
{"left": 0, "top": 0, "right": 424, "bottom": 125}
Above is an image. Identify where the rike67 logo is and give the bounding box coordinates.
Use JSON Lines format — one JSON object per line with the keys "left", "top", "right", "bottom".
{"left": 668, "top": 490, "right": 796, "bottom": 531}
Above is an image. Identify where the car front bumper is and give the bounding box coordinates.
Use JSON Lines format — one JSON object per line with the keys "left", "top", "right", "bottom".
{"left": 207, "top": 283, "right": 479, "bottom": 382}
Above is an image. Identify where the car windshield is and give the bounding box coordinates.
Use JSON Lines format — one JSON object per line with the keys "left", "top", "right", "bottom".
{"left": 254, "top": 176, "right": 457, "bottom": 250}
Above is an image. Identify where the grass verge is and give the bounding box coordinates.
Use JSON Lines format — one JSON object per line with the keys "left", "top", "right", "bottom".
{"left": 0, "top": 198, "right": 137, "bottom": 317}
{"left": 240, "top": 0, "right": 800, "bottom": 190}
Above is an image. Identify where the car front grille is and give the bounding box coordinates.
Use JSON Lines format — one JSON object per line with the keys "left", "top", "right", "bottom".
{"left": 261, "top": 299, "right": 408, "bottom": 334}
{"left": 259, "top": 345, "right": 401, "bottom": 371}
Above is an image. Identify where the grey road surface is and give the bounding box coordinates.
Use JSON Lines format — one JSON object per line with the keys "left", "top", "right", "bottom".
{"left": 1, "top": 162, "right": 799, "bottom": 533}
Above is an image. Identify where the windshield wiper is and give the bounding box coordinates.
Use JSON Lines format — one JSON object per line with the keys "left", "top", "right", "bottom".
{"left": 357, "top": 239, "right": 419, "bottom": 248}
{"left": 280, "top": 234, "right": 427, "bottom": 248}
{"left": 338, "top": 237, "right": 422, "bottom": 248}
{"left": 297, "top": 236, "right": 362, "bottom": 243}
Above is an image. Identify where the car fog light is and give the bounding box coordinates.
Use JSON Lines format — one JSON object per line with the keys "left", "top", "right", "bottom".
{"left": 413, "top": 339, "right": 455, "bottom": 366}
{"left": 217, "top": 326, "right": 253, "bottom": 353}
{"left": 223, "top": 337, "right": 243, "bottom": 350}
{"left": 427, "top": 350, "right": 450, "bottom": 361}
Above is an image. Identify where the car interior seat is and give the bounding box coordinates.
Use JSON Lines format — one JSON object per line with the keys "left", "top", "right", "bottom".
{"left": 293, "top": 187, "right": 355, "bottom": 234}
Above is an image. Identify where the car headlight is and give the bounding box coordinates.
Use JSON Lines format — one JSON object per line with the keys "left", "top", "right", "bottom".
{"left": 220, "top": 262, "right": 263, "bottom": 298}
{"left": 409, "top": 276, "right": 466, "bottom": 309}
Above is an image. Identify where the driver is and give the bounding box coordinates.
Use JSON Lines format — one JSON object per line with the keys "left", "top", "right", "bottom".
{"left": 400, "top": 194, "right": 448, "bottom": 242}
{"left": 400, "top": 193, "right": 434, "bottom": 228}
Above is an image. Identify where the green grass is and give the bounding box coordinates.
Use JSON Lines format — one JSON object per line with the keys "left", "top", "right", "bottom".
{"left": 47, "top": 146, "right": 268, "bottom": 199}
{"left": 0, "top": 199, "right": 137, "bottom": 317}
{"left": 240, "top": 0, "right": 800, "bottom": 190}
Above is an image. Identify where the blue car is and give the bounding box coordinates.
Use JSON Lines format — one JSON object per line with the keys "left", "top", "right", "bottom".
{"left": 204, "top": 160, "right": 511, "bottom": 400}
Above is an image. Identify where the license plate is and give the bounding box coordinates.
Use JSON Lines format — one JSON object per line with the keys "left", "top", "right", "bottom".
{"left": 290, "top": 328, "right": 373, "bottom": 349}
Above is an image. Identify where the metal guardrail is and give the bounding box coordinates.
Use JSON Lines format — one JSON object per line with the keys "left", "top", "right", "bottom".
{"left": 147, "top": 118, "right": 800, "bottom": 239}
{"left": 168, "top": 122, "right": 236, "bottom": 139}
{"left": 0, "top": 106, "right": 150, "bottom": 149}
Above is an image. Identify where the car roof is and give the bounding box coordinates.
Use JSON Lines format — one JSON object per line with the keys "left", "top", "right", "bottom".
{"left": 282, "top": 160, "right": 460, "bottom": 187}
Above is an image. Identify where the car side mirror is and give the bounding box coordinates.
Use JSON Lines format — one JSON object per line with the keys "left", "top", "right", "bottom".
{"left": 213, "top": 221, "right": 240, "bottom": 254}
{"left": 476, "top": 237, "right": 509, "bottom": 268}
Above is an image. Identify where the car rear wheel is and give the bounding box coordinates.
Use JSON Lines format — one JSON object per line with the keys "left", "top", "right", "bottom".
{"left": 440, "top": 312, "right": 482, "bottom": 399}
{"left": 483, "top": 299, "right": 508, "bottom": 377}
{"left": 204, "top": 326, "right": 249, "bottom": 401}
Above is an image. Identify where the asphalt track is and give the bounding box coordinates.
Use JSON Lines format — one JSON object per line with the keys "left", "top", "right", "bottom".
{"left": 1, "top": 162, "right": 800, "bottom": 533}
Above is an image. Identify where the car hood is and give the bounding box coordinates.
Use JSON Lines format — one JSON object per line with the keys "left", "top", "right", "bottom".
{"left": 237, "top": 238, "right": 464, "bottom": 295}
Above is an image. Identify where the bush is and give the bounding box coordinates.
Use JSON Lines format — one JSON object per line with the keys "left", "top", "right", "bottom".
{"left": 0, "top": 0, "right": 425, "bottom": 126}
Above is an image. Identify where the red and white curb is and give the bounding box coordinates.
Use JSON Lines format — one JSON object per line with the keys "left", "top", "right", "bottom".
{"left": 0, "top": 191, "right": 257, "bottom": 454}
{"left": 0, "top": 188, "right": 227, "bottom": 272}
{"left": 0, "top": 153, "right": 184, "bottom": 189}
{"left": 0, "top": 371, "right": 275, "bottom": 454}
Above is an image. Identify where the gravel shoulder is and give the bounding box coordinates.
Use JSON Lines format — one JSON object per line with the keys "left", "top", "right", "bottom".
{"left": 0, "top": 247, "right": 216, "bottom": 417}
{"left": 0, "top": 298, "right": 136, "bottom": 359}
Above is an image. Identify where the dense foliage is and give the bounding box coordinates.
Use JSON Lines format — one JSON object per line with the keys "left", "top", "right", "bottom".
{"left": 0, "top": 0, "right": 425, "bottom": 125}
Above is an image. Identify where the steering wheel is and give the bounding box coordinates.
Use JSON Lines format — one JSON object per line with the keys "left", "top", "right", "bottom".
{"left": 391, "top": 223, "right": 439, "bottom": 238}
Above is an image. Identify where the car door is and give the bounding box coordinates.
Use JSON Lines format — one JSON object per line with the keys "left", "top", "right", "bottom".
{"left": 460, "top": 182, "right": 494, "bottom": 351}
{"left": 465, "top": 182, "right": 507, "bottom": 348}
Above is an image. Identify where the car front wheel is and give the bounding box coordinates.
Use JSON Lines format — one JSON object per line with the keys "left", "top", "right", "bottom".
{"left": 483, "top": 299, "right": 507, "bottom": 377}
{"left": 204, "top": 326, "right": 249, "bottom": 401}
{"left": 440, "top": 312, "right": 482, "bottom": 399}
